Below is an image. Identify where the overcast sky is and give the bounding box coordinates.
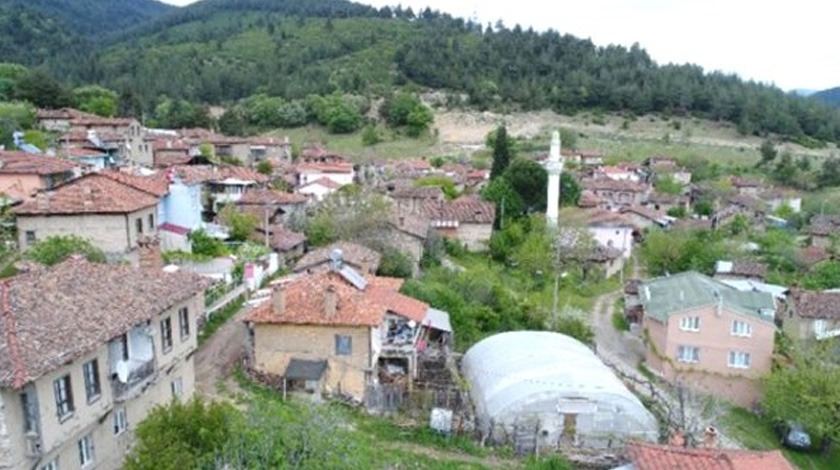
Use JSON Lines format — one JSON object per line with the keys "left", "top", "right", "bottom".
{"left": 159, "top": 0, "right": 836, "bottom": 92}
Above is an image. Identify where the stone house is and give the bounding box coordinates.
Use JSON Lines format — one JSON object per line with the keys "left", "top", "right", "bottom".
{"left": 13, "top": 173, "right": 160, "bottom": 264}
{"left": 730, "top": 176, "right": 762, "bottom": 197}
{"left": 0, "top": 258, "right": 210, "bottom": 470}
{"left": 782, "top": 289, "right": 840, "bottom": 341}
{"left": 0, "top": 151, "right": 80, "bottom": 200}
{"left": 581, "top": 178, "right": 651, "bottom": 209}
{"left": 252, "top": 224, "right": 307, "bottom": 266}
{"left": 640, "top": 271, "right": 777, "bottom": 407}
{"left": 235, "top": 188, "right": 308, "bottom": 229}
{"left": 806, "top": 214, "right": 840, "bottom": 249}
{"left": 152, "top": 139, "right": 191, "bottom": 167}
{"left": 383, "top": 213, "right": 431, "bottom": 276}
{"left": 389, "top": 186, "right": 446, "bottom": 215}
{"left": 294, "top": 242, "right": 382, "bottom": 275}
{"left": 713, "top": 261, "right": 768, "bottom": 282}
{"left": 421, "top": 196, "right": 495, "bottom": 252}
{"left": 245, "top": 260, "right": 450, "bottom": 401}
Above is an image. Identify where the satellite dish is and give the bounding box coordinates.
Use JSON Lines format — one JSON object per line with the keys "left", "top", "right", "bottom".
{"left": 408, "top": 320, "right": 417, "bottom": 328}
{"left": 115, "top": 361, "right": 130, "bottom": 383}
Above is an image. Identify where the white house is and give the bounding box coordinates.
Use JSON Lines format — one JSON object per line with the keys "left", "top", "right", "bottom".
{"left": 586, "top": 211, "right": 635, "bottom": 259}
{"left": 296, "top": 177, "right": 343, "bottom": 202}
{"left": 296, "top": 162, "right": 355, "bottom": 187}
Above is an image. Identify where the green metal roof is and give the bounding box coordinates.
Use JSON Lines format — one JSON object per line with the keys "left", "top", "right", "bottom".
{"left": 639, "top": 271, "right": 776, "bottom": 322}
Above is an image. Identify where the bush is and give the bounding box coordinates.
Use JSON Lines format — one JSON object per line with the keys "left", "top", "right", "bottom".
{"left": 24, "top": 235, "right": 106, "bottom": 266}
{"left": 188, "top": 229, "right": 229, "bottom": 257}
{"left": 377, "top": 248, "right": 414, "bottom": 279}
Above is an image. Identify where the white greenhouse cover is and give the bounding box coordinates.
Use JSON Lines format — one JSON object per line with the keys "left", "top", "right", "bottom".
{"left": 462, "top": 331, "right": 658, "bottom": 444}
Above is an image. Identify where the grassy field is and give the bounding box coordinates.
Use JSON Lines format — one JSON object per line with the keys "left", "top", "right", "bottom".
{"left": 268, "top": 109, "right": 838, "bottom": 166}
{"left": 721, "top": 407, "right": 840, "bottom": 470}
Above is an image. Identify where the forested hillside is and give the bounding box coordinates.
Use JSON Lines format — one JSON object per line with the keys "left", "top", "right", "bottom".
{"left": 5, "top": 0, "right": 173, "bottom": 39}
{"left": 813, "top": 87, "right": 840, "bottom": 108}
{"left": 3, "top": 0, "right": 840, "bottom": 145}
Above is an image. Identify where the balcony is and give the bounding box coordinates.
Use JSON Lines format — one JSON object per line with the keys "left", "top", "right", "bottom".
{"left": 111, "top": 358, "right": 155, "bottom": 402}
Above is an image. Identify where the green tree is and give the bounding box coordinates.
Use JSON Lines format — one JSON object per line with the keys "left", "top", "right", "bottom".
{"left": 0, "top": 101, "right": 35, "bottom": 148}
{"left": 377, "top": 248, "right": 414, "bottom": 278}
{"left": 125, "top": 398, "right": 239, "bottom": 470}
{"left": 559, "top": 128, "right": 578, "bottom": 151}
{"left": 218, "top": 205, "right": 259, "bottom": 242}
{"left": 255, "top": 160, "right": 273, "bottom": 175}
{"left": 305, "top": 186, "right": 392, "bottom": 247}
{"left": 187, "top": 229, "right": 229, "bottom": 258}
{"left": 414, "top": 175, "right": 459, "bottom": 199}
{"left": 12, "top": 69, "right": 72, "bottom": 108}
{"left": 489, "top": 125, "right": 512, "bottom": 179}
{"left": 481, "top": 176, "right": 525, "bottom": 228}
{"left": 72, "top": 85, "right": 118, "bottom": 117}
{"left": 559, "top": 172, "right": 581, "bottom": 207}
{"left": 763, "top": 344, "right": 840, "bottom": 452}
{"left": 406, "top": 104, "right": 434, "bottom": 137}
{"left": 758, "top": 139, "right": 777, "bottom": 167}
{"left": 361, "top": 125, "right": 381, "bottom": 146}
{"left": 653, "top": 175, "right": 684, "bottom": 196}
{"left": 24, "top": 235, "right": 106, "bottom": 266}
{"left": 504, "top": 157, "right": 547, "bottom": 212}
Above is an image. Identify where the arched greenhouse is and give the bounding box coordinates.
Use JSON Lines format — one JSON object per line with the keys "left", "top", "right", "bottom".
{"left": 461, "top": 331, "right": 658, "bottom": 449}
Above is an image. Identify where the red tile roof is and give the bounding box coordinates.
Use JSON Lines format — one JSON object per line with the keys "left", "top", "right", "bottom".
{"left": 789, "top": 289, "right": 840, "bottom": 320}
{"left": 168, "top": 165, "right": 269, "bottom": 185}
{"left": 62, "top": 148, "right": 108, "bottom": 158}
{"left": 253, "top": 224, "right": 307, "bottom": 252}
{"left": 159, "top": 222, "right": 190, "bottom": 236}
{"left": 100, "top": 170, "right": 169, "bottom": 197}
{"left": 0, "top": 151, "right": 80, "bottom": 175}
{"left": 245, "top": 270, "right": 425, "bottom": 327}
{"left": 13, "top": 173, "right": 160, "bottom": 215}
{"left": 626, "top": 441, "right": 794, "bottom": 470}
{"left": 238, "top": 188, "right": 308, "bottom": 205}
{"left": 421, "top": 196, "right": 495, "bottom": 225}
{"left": 0, "top": 258, "right": 211, "bottom": 388}
{"left": 582, "top": 178, "right": 650, "bottom": 193}
{"left": 297, "top": 162, "right": 354, "bottom": 174}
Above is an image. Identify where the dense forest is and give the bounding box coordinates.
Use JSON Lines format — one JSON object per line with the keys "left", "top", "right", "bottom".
{"left": 3, "top": 0, "right": 840, "bottom": 145}
{"left": 813, "top": 87, "right": 840, "bottom": 108}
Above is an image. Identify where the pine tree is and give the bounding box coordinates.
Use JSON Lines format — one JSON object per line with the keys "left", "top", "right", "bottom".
{"left": 490, "top": 125, "right": 511, "bottom": 180}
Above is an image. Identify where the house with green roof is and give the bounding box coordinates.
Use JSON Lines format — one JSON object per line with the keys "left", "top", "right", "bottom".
{"left": 639, "top": 271, "right": 777, "bottom": 408}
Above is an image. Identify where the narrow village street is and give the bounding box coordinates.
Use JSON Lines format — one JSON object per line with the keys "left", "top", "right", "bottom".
{"left": 194, "top": 303, "right": 251, "bottom": 400}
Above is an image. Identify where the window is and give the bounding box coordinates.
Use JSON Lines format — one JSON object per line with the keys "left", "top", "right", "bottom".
{"left": 161, "top": 317, "right": 173, "bottom": 353}
{"left": 53, "top": 375, "right": 74, "bottom": 420}
{"left": 116, "top": 334, "right": 129, "bottom": 361}
{"left": 679, "top": 316, "right": 700, "bottom": 332}
{"left": 113, "top": 408, "right": 128, "bottom": 435}
{"left": 25, "top": 230, "right": 36, "bottom": 245}
{"left": 335, "top": 335, "right": 352, "bottom": 356}
{"left": 731, "top": 320, "right": 752, "bottom": 337}
{"left": 677, "top": 345, "right": 700, "bottom": 363}
{"left": 178, "top": 307, "right": 190, "bottom": 340}
{"left": 78, "top": 433, "right": 94, "bottom": 467}
{"left": 171, "top": 378, "right": 183, "bottom": 398}
{"left": 20, "top": 389, "right": 38, "bottom": 434}
{"left": 148, "top": 214, "right": 155, "bottom": 230}
{"left": 814, "top": 319, "right": 827, "bottom": 337}
{"left": 82, "top": 359, "right": 101, "bottom": 403}
{"left": 40, "top": 459, "right": 58, "bottom": 470}
{"left": 728, "top": 351, "right": 751, "bottom": 369}
{"left": 135, "top": 217, "right": 143, "bottom": 234}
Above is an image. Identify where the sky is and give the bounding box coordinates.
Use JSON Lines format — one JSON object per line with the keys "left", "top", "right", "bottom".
{"left": 158, "top": 0, "right": 836, "bottom": 92}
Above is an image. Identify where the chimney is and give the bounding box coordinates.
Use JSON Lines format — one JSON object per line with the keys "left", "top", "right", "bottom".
{"left": 702, "top": 426, "right": 718, "bottom": 448}
{"left": 324, "top": 284, "right": 337, "bottom": 318}
{"left": 36, "top": 192, "right": 50, "bottom": 211}
{"left": 272, "top": 283, "right": 285, "bottom": 315}
{"left": 329, "top": 248, "right": 343, "bottom": 272}
{"left": 138, "top": 236, "right": 162, "bottom": 270}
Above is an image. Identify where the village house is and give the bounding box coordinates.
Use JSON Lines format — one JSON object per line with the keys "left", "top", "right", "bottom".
{"left": 389, "top": 186, "right": 446, "bottom": 215}
{"left": 782, "top": 289, "right": 840, "bottom": 341}
{"left": 13, "top": 173, "right": 160, "bottom": 264}
{"left": 35, "top": 108, "right": 90, "bottom": 132}
{"left": 152, "top": 139, "right": 192, "bottom": 167}
{"left": 0, "top": 258, "right": 210, "bottom": 470}
{"left": 592, "top": 164, "right": 642, "bottom": 182}
{"left": 562, "top": 148, "right": 603, "bottom": 166}
{"left": 730, "top": 176, "right": 762, "bottom": 197}
{"left": 420, "top": 196, "right": 495, "bottom": 252}
{"left": 586, "top": 211, "right": 636, "bottom": 259}
{"left": 296, "top": 162, "right": 355, "bottom": 188}
{"left": 643, "top": 191, "right": 689, "bottom": 213}
{"left": 581, "top": 178, "right": 651, "bottom": 209}
{"left": 639, "top": 271, "right": 777, "bottom": 407}
{"left": 620, "top": 206, "right": 672, "bottom": 232}
{"left": 0, "top": 151, "right": 80, "bottom": 200}
{"left": 235, "top": 188, "right": 308, "bottom": 228}
{"left": 294, "top": 242, "right": 382, "bottom": 275}
{"left": 806, "top": 214, "right": 840, "bottom": 249}
{"left": 296, "top": 177, "right": 344, "bottom": 202}
{"left": 713, "top": 260, "right": 768, "bottom": 282}
{"left": 252, "top": 224, "right": 307, "bottom": 265}
{"left": 245, "top": 255, "right": 451, "bottom": 401}
{"left": 383, "top": 213, "right": 431, "bottom": 276}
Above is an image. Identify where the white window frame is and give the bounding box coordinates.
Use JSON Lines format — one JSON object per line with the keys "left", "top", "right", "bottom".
{"left": 113, "top": 407, "right": 128, "bottom": 435}
{"left": 728, "top": 351, "right": 751, "bottom": 369}
{"left": 677, "top": 345, "right": 700, "bottom": 363}
{"left": 78, "top": 433, "right": 95, "bottom": 467}
{"left": 731, "top": 320, "right": 752, "bottom": 337}
{"left": 679, "top": 316, "right": 700, "bottom": 332}
{"left": 40, "top": 459, "right": 59, "bottom": 470}
{"left": 171, "top": 377, "right": 183, "bottom": 399}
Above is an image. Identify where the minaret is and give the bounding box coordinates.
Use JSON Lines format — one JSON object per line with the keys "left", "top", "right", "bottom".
{"left": 546, "top": 130, "right": 564, "bottom": 229}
